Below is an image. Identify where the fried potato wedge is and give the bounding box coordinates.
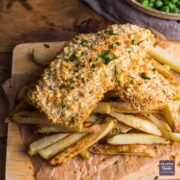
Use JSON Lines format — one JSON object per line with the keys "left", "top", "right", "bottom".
{"left": 110, "top": 113, "right": 162, "bottom": 136}
{"left": 89, "top": 144, "right": 155, "bottom": 157}
{"left": 28, "top": 133, "right": 69, "bottom": 156}
{"left": 12, "top": 111, "right": 50, "bottom": 125}
{"left": 32, "top": 48, "right": 55, "bottom": 66}
{"left": 146, "top": 114, "right": 180, "bottom": 142}
{"left": 107, "top": 133, "right": 170, "bottom": 145}
{"left": 148, "top": 46, "right": 180, "bottom": 73}
{"left": 39, "top": 133, "right": 87, "bottom": 159}
{"left": 152, "top": 59, "right": 176, "bottom": 81}
{"left": 36, "top": 123, "right": 101, "bottom": 133}
{"left": 93, "top": 102, "right": 159, "bottom": 114}
{"left": 106, "top": 117, "right": 132, "bottom": 136}
{"left": 50, "top": 119, "right": 117, "bottom": 165}
{"left": 93, "top": 102, "right": 111, "bottom": 114}
{"left": 16, "top": 86, "right": 29, "bottom": 102}
{"left": 144, "top": 114, "right": 172, "bottom": 132}
{"left": 163, "top": 101, "right": 180, "bottom": 132}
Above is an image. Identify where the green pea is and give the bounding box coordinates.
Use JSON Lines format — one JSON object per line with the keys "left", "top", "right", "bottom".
{"left": 141, "top": 0, "right": 150, "bottom": 7}
{"left": 160, "top": 5, "right": 170, "bottom": 12}
{"left": 176, "top": 1, "right": 180, "bottom": 8}
{"left": 149, "top": 2, "right": 154, "bottom": 7}
{"left": 168, "top": 2, "right": 175, "bottom": 10}
{"left": 171, "top": 7, "right": 180, "bottom": 13}
{"left": 162, "top": 0, "right": 169, "bottom": 5}
{"left": 171, "top": 0, "right": 178, "bottom": 3}
{"left": 155, "top": 0, "right": 163, "bottom": 8}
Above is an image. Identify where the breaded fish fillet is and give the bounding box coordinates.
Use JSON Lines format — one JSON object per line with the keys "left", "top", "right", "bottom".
{"left": 114, "top": 55, "right": 176, "bottom": 111}
{"left": 28, "top": 24, "right": 176, "bottom": 128}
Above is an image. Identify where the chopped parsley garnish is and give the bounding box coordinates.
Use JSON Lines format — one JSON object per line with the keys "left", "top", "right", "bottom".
{"left": 152, "top": 68, "right": 156, "bottom": 73}
{"left": 113, "top": 160, "right": 119, "bottom": 166}
{"left": 91, "top": 64, "right": 96, "bottom": 69}
{"left": 71, "top": 116, "right": 76, "bottom": 124}
{"left": 154, "top": 176, "right": 158, "bottom": 180}
{"left": 80, "top": 39, "right": 88, "bottom": 45}
{"left": 69, "top": 53, "right": 78, "bottom": 61}
{"left": 109, "top": 42, "right": 121, "bottom": 48}
{"left": 140, "top": 72, "right": 151, "bottom": 80}
{"left": 48, "top": 86, "right": 52, "bottom": 90}
{"left": 60, "top": 84, "right": 74, "bottom": 90}
{"left": 44, "top": 43, "right": 50, "bottom": 48}
{"left": 127, "top": 50, "right": 131, "bottom": 53}
{"left": 60, "top": 100, "right": 66, "bottom": 109}
{"left": 130, "top": 80, "right": 134, "bottom": 84}
{"left": 136, "top": 40, "right": 144, "bottom": 46}
{"left": 69, "top": 78, "right": 75, "bottom": 83}
{"left": 131, "top": 39, "right": 135, "bottom": 44}
{"left": 81, "top": 77, "right": 85, "bottom": 83}
{"left": 131, "top": 40, "right": 144, "bottom": 46}
{"left": 59, "top": 84, "right": 66, "bottom": 88}
{"left": 105, "top": 29, "right": 117, "bottom": 35}
{"left": 101, "top": 50, "right": 117, "bottom": 65}
{"left": 114, "top": 65, "right": 120, "bottom": 84}
{"left": 95, "top": 57, "right": 99, "bottom": 61}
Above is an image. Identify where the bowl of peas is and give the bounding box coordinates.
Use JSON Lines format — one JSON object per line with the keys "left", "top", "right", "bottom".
{"left": 126, "top": 0, "right": 180, "bottom": 20}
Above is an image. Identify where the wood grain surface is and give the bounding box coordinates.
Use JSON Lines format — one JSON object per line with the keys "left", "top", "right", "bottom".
{"left": 0, "top": 1, "right": 108, "bottom": 179}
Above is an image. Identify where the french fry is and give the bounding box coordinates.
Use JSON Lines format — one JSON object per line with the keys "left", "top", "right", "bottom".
{"left": 12, "top": 111, "right": 50, "bottom": 125}
{"left": 152, "top": 59, "right": 176, "bottom": 81}
{"left": 163, "top": 101, "right": 180, "bottom": 132}
{"left": 144, "top": 114, "right": 172, "bottom": 132}
{"left": 148, "top": 46, "right": 180, "bottom": 73}
{"left": 89, "top": 144, "right": 155, "bottom": 157}
{"left": 110, "top": 113, "right": 162, "bottom": 136}
{"left": 109, "top": 102, "right": 159, "bottom": 113}
{"left": 85, "top": 114, "right": 99, "bottom": 122}
{"left": 146, "top": 114, "right": 180, "bottom": 142}
{"left": 39, "top": 133, "right": 87, "bottom": 159}
{"left": 12, "top": 111, "right": 98, "bottom": 125}
{"left": 32, "top": 48, "right": 55, "bottom": 66}
{"left": 107, "top": 133, "right": 170, "bottom": 145}
{"left": 106, "top": 117, "right": 132, "bottom": 136}
{"left": 28, "top": 133, "right": 69, "bottom": 156}
{"left": 94, "top": 102, "right": 159, "bottom": 114}
{"left": 36, "top": 123, "right": 101, "bottom": 133}
{"left": 16, "top": 86, "right": 29, "bottom": 102}
{"left": 79, "top": 150, "right": 90, "bottom": 160}
{"left": 50, "top": 119, "right": 117, "bottom": 165}
{"left": 93, "top": 102, "right": 111, "bottom": 114}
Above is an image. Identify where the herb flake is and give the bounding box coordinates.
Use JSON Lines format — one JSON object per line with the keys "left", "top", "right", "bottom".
{"left": 105, "top": 29, "right": 117, "bottom": 35}
{"left": 140, "top": 72, "right": 151, "bottom": 80}
{"left": 69, "top": 53, "right": 78, "bottom": 61}
{"left": 71, "top": 116, "right": 76, "bottom": 124}
{"left": 101, "top": 50, "right": 117, "bottom": 65}
{"left": 113, "top": 160, "right": 119, "bottom": 166}
{"left": 114, "top": 65, "right": 120, "bottom": 84}
{"left": 60, "top": 100, "right": 66, "bottom": 109}
{"left": 69, "top": 78, "right": 75, "bottom": 83}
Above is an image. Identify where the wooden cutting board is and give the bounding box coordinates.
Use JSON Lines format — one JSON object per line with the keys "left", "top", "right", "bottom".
{"left": 5, "top": 41, "right": 180, "bottom": 180}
